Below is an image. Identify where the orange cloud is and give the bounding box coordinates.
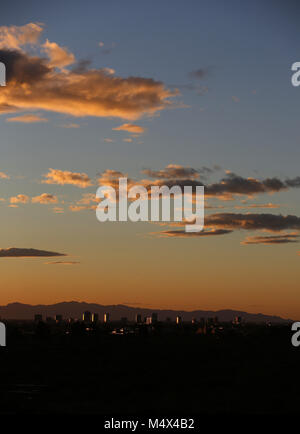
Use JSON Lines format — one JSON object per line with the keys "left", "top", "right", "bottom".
{"left": 10, "top": 194, "right": 29, "bottom": 204}
{"left": 42, "top": 39, "right": 75, "bottom": 69}
{"left": 112, "top": 123, "right": 145, "bottom": 134}
{"left": 6, "top": 114, "right": 48, "bottom": 123}
{"left": 0, "top": 23, "right": 43, "bottom": 50}
{"left": 77, "top": 193, "right": 100, "bottom": 205}
{"left": 60, "top": 123, "right": 80, "bottom": 128}
{"left": 1, "top": 61, "right": 175, "bottom": 119}
{"left": 0, "top": 24, "right": 177, "bottom": 120}
{"left": 32, "top": 193, "right": 58, "bottom": 204}
{"left": 42, "top": 168, "right": 92, "bottom": 188}
{"left": 0, "top": 171, "right": 9, "bottom": 179}
{"left": 234, "top": 203, "right": 280, "bottom": 209}
{"left": 69, "top": 205, "right": 96, "bottom": 212}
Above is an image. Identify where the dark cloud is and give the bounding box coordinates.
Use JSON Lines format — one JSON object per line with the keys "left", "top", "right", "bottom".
{"left": 0, "top": 247, "right": 66, "bottom": 257}
{"left": 142, "top": 164, "right": 204, "bottom": 180}
{"left": 205, "top": 173, "right": 287, "bottom": 198}
{"left": 188, "top": 68, "right": 210, "bottom": 79}
{"left": 147, "top": 172, "right": 300, "bottom": 199}
{"left": 0, "top": 49, "right": 50, "bottom": 84}
{"left": 155, "top": 229, "right": 232, "bottom": 238}
{"left": 205, "top": 213, "right": 300, "bottom": 232}
{"left": 285, "top": 177, "right": 300, "bottom": 187}
{"left": 71, "top": 59, "right": 92, "bottom": 74}
{"left": 98, "top": 166, "right": 300, "bottom": 202}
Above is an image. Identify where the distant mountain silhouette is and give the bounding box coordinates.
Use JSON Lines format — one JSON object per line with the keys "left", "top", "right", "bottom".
{"left": 0, "top": 301, "right": 294, "bottom": 323}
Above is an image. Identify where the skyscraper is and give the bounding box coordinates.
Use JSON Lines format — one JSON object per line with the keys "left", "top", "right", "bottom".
{"left": 92, "top": 313, "right": 99, "bottom": 323}
{"left": 55, "top": 315, "right": 63, "bottom": 323}
{"left": 82, "top": 311, "right": 91, "bottom": 323}
{"left": 151, "top": 313, "right": 158, "bottom": 324}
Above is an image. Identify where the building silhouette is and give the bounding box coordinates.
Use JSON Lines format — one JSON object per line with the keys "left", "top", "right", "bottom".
{"left": 55, "top": 314, "right": 63, "bottom": 323}
{"left": 82, "top": 311, "right": 91, "bottom": 323}
{"left": 92, "top": 313, "right": 99, "bottom": 323}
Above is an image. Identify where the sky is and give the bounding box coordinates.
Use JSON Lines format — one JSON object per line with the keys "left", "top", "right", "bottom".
{"left": 0, "top": 0, "right": 299, "bottom": 319}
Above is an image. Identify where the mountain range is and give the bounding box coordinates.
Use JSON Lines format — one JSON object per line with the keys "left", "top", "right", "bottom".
{"left": 0, "top": 301, "right": 294, "bottom": 323}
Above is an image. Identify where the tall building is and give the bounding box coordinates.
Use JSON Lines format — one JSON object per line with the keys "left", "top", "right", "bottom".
{"left": 104, "top": 313, "right": 110, "bottom": 323}
{"left": 55, "top": 314, "right": 63, "bottom": 323}
{"left": 176, "top": 316, "right": 182, "bottom": 325}
{"left": 34, "top": 314, "right": 43, "bottom": 322}
{"left": 82, "top": 311, "right": 91, "bottom": 323}
{"left": 135, "top": 314, "right": 142, "bottom": 323}
{"left": 91, "top": 313, "right": 99, "bottom": 323}
{"left": 151, "top": 313, "right": 158, "bottom": 324}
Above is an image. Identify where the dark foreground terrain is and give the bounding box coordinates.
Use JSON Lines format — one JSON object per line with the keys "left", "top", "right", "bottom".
{"left": 0, "top": 323, "right": 299, "bottom": 414}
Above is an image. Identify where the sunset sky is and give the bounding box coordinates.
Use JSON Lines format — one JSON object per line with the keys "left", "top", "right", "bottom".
{"left": 0, "top": 0, "right": 299, "bottom": 319}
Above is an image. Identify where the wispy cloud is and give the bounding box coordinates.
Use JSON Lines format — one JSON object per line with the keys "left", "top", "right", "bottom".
{"left": 52, "top": 206, "right": 64, "bottom": 214}
{"left": 44, "top": 260, "right": 80, "bottom": 265}
{"left": 153, "top": 229, "right": 232, "bottom": 238}
{"left": 6, "top": 114, "right": 48, "bottom": 123}
{"left": 188, "top": 68, "right": 210, "bottom": 79}
{"left": 234, "top": 203, "right": 281, "bottom": 209}
{"left": 60, "top": 123, "right": 80, "bottom": 129}
{"left": 112, "top": 123, "right": 145, "bottom": 134}
{"left": 242, "top": 233, "right": 299, "bottom": 245}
